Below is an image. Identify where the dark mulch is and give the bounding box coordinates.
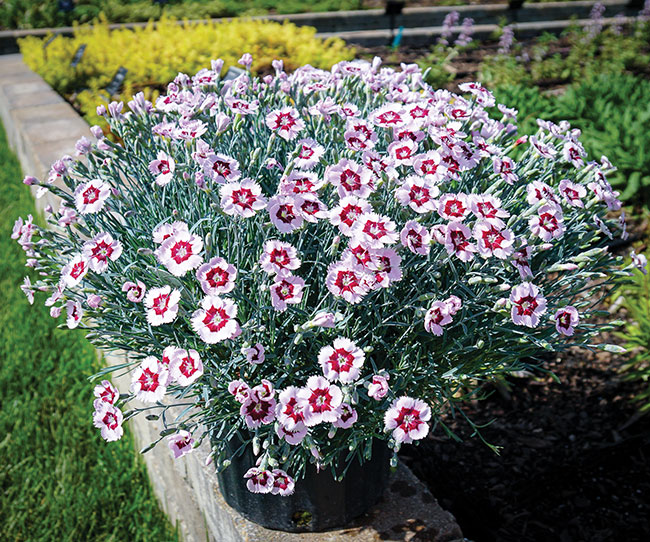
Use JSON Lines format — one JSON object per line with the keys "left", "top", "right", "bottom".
{"left": 400, "top": 343, "right": 650, "bottom": 542}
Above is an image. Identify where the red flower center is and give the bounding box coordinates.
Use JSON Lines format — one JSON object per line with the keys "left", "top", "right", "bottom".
{"left": 82, "top": 186, "right": 100, "bottom": 205}
{"left": 204, "top": 266, "right": 228, "bottom": 288}
{"left": 203, "top": 306, "right": 229, "bottom": 332}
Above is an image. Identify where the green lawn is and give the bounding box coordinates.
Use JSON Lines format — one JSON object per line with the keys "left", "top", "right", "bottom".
{"left": 0, "top": 121, "right": 178, "bottom": 542}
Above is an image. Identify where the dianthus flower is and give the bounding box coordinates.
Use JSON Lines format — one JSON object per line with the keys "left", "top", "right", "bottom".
{"left": 220, "top": 179, "right": 267, "bottom": 218}
{"left": 384, "top": 397, "right": 431, "bottom": 444}
{"left": 74, "top": 179, "right": 110, "bottom": 214}
{"left": 148, "top": 151, "right": 175, "bottom": 186}
{"left": 509, "top": 282, "right": 547, "bottom": 328}
{"left": 130, "top": 356, "right": 169, "bottom": 403}
{"left": 196, "top": 257, "right": 237, "bottom": 295}
{"left": 191, "top": 295, "right": 241, "bottom": 344}
{"left": 169, "top": 348, "right": 204, "bottom": 386}
{"left": 168, "top": 430, "right": 195, "bottom": 459}
{"left": 259, "top": 240, "right": 301, "bottom": 275}
{"left": 554, "top": 306, "right": 580, "bottom": 336}
{"left": 298, "top": 376, "right": 343, "bottom": 427}
{"left": 318, "top": 338, "right": 365, "bottom": 383}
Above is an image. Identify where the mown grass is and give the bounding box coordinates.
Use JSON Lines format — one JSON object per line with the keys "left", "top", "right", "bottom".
{"left": 0, "top": 121, "right": 178, "bottom": 542}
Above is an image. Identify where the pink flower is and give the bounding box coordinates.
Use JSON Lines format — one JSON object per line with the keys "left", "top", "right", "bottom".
{"left": 293, "top": 138, "right": 324, "bottom": 170}
{"left": 424, "top": 301, "right": 452, "bottom": 336}
{"left": 152, "top": 221, "right": 188, "bottom": 244}
{"left": 191, "top": 295, "right": 241, "bottom": 344}
{"left": 279, "top": 171, "right": 323, "bottom": 195}
{"left": 529, "top": 205, "right": 565, "bottom": 242}
{"left": 196, "top": 257, "right": 237, "bottom": 295}
{"left": 367, "top": 248, "right": 403, "bottom": 288}
{"left": 298, "top": 375, "right": 343, "bottom": 427}
{"left": 296, "top": 194, "right": 328, "bottom": 223}
{"left": 368, "top": 374, "right": 390, "bottom": 400}
{"left": 395, "top": 176, "right": 439, "bottom": 214}
{"left": 241, "top": 393, "right": 276, "bottom": 428}
{"left": 244, "top": 468, "right": 274, "bottom": 494}
{"left": 148, "top": 151, "right": 175, "bottom": 186}
{"left": 473, "top": 221, "right": 514, "bottom": 259}
{"left": 93, "top": 379, "right": 119, "bottom": 408}
{"left": 82, "top": 232, "right": 122, "bottom": 273}
{"left": 527, "top": 181, "right": 560, "bottom": 208}
{"left": 270, "top": 274, "right": 305, "bottom": 312}
{"left": 318, "top": 337, "right": 365, "bottom": 383}
{"left": 562, "top": 141, "right": 585, "bottom": 168}
{"left": 554, "top": 306, "right": 579, "bottom": 336}
{"left": 511, "top": 243, "right": 533, "bottom": 280}
{"left": 388, "top": 139, "right": 418, "bottom": 166}
{"left": 271, "top": 470, "right": 295, "bottom": 496}
{"left": 228, "top": 379, "right": 251, "bottom": 403}
{"left": 493, "top": 156, "right": 518, "bottom": 185}
{"left": 352, "top": 213, "right": 398, "bottom": 249}
{"left": 168, "top": 430, "right": 194, "bottom": 459}
{"left": 276, "top": 421, "right": 308, "bottom": 445}
{"left": 169, "top": 348, "right": 204, "bottom": 386}
{"left": 260, "top": 240, "right": 301, "bottom": 275}
{"left": 384, "top": 396, "right": 431, "bottom": 444}
{"left": 326, "top": 262, "right": 369, "bottom": 304}
{"left": 438, "top": 193, "right": 470, "bottom": 221}
{"left": 445, "top": 295, "right": 463, "bottom": 315}
{"left": 333, "top": 403, "right": 358, "bottom": 429}
{"left": 130, "top": 356, "right": 169, "bottom": 403}
{"left": 412, "top": 151, "right": 446, "bottom": 180}
{"left": 122, "top": 280, "right": 146, "bottom": 302}
{"left": 20, "top": 276, "right": 34, "bottom": 305}
{"left": 400, "top": 220, "right": 431, "bottom": 255}
{"left": 61, "top": 254, "right": 89, "bottom": 287}
{"left": 559, "top": 179, "right": 586, "bottom": 208}
{"left": 266, "top": 107, "right": 305, "bottom": 140}
{"left": 205, "top": 153, "right": 241, "bottom": 183}
{"left": 509, "top": 282, "right": 547, "bottom": 328}
{"left": 308, "top": 311, "right": 336, "bottom": 328}
{"left": 74, "top": 179, "right": 110, "bottom": 214}
{"left": 238, "top": 52, "right": 253, "bottom": 67}
{"left": 145, "top": 286, "right": 180, "bottom": 326}
{"left": 329, "top": 196, "right": 372, "bottom": 237}
{"left": 225, "top": 97, "right": 259, "bottom": 117}
{"left": 325, "top": 159, "right": 373, "bottom": 199}
{"left": 93, "top": 403, "right": 124, "bottom": 442}
{"left": 86, "top": 294, "right": 102, "bottom": 309}
{"left": 246, "top": 343, "right": 265, "bottom": 365}
{"left": 370, "top": 104, "right": 406, "bottom": 127}
{"left": 276, "top": 386, "right": 306, "bottom": 430}
{"left": 444, "top": 222, "right": 476, "bottom": 262}
{"left": 267, "top": 195, "right": 304, "bottom": 233}
{"left": 631, "top": 251, "right": 648, "bottom": 275}
{"left": 66, "top": 300, "right": 83, "bottom": 329}
{"left": 220, "top": 179, "right": 267, "bottom": 218}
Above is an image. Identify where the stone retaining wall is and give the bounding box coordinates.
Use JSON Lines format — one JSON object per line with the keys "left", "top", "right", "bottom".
{"left": 0, "top": 53, "right": 464, "bottom": 542}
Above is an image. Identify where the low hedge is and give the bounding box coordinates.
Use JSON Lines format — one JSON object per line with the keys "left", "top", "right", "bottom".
{"left": 19, "top": 15, "right": 355, "bottom": 128}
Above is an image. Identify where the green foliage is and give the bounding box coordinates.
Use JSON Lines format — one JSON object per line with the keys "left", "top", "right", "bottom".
{"left": 0, "top": 0, "right": 365, "bottom": 30}
{"left": 417, "top": 45, "right": 461, "bottom": 88}
{"left": 0, "top": 122, "right": 177, "bottom": 542}
{"left": 492, "top": 74, "right": 650, "bottom": 206}
{"left": 616, "top": 253, "right": 650, "bottom": 412}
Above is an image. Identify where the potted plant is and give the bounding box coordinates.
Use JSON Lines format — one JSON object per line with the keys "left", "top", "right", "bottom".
{"left": 13, "top": 54, "right": 644, "bottom": 532}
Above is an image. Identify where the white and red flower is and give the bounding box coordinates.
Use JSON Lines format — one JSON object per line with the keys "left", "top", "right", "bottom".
{"left": 384, "top": 396, "right": 431, "bottom": 444}
{"left": 293, "top": 138, "right": 324, "bottom": 170}
{"left": 244, "top": 468, "right": 274, "bottom": 494}
{"left": 168, "top": 430, "right": 194, "bottom": 459}
{"left": 400, "top": 220, "right": 431, "bottom": 255}
{"left": 148, "top": 151, "right": 175, "bottom": 186}
{"left": 473, "top": 221, "right": 514, "bottom": 259}
{"left": 554, "top": 306, "right": 579, "bottom": 336}
{"left": 326, "top": 262, "right": 369, "bottom": 304}
{"left": 66, "top": 300, "right": 83, "bottom": 329}
{"left": 438, "top": 193, "right": 470, "bottom": 221}
{"left": 267, "top": 195, "right": 304, "bottom": 233}
{"left": 395, "top": 176, "right": 440, "bottom": 214}
{"left": 241, "top": 393, "right": 276, "bottom": 428}
{"left": 83, "top": 233, "right": 122, "bottom": 273}
{"left": 169, "top": 348, "right": 204, "bottom": 386}
{"left": 270, "top": 274, "right": 305, "bottom": 312}
{"left": 388, "top": 139, "right": 418, "bottom": 166}
{"left": 509, "top": 282, "right": 547, "bottom": 328}
{"left": 370, "top": 104, "right": 406, "bottom": 128}
{"left": 156, "top": 229, "right": 203, "bottom": 277}
{"left": 529, "top": 205, "right": 565, "bottom": 242}
{"left": 424, "top": 301, "right": 453, "bottom": 336}
{"left": 266, "top": 107, "right": 305, "bottom": 140}
{"left": 145, "top": 286, "right": 180, "bottom": 326}
{"left": 298, "top": 375, "right": 343, "bottom": 427}
{"left": 191, "top": 295, "right": 241, "bottom": 344}
{"left": 196, "top": 257, "right": 237, "bottom": 295}
{"left": 228, "top": 379, "right": 251, "bottom": 403}
{"left": 444, "top": 222, "right": 476, "bottom": 262}
{"left": 276, "top": 422, "right": 308, "bottom": 445}
{"left": 318, "top": 337, "right": 365, "bottom": 383}
{"left": 220, "top": 179, "right": 267, "bottom": 218}
{"left": 205, "top": 153, "right": 241, "bottom": 184}
{"left": 631, "top": 251, "right": 648, "bottom": 275}
{"left": 368, "top": 374, "right": 390, "bottom": 400}
{"left": 93, "top": 403, "right": 124, "bottom": 442}
{"left": 325, "top": 159, "right": 373, "bottom": 199}
{"left": 352, "top": 212, "right": 398, "bottom": 249}
{"left": 122, "top": 280, "right": 146, "bottom": 302}
{"left": 469, "top": 194, "right": 509, "bottom": 226}
{"left": 276, "top": 386, "right": 306, "bottom": 430}
{"left": 93, "top": 379, "right": 119, "bottom": 408}
{"left": 333, "top": 403, "right": 358, "bottom": 429}
{"left": 329, "top": 196, "right": 372, "bottom": 237}
{"left": 412, "top": 151, "right": 446, "bottom": 180}
{"left": 367, "top": 248, "right": 403, "bottom": 288}
{"left": 558, "top": 179, "right": 586, "bottom": 208}
{"left": 152, "top": 221, "right": 188, "bottom": 244}
{"left": 260, "top": 240, "right": 301, "bottom": 275}
{"left": 271, "top": 470, "right": 295, "bottom": 496}
{"left": 130, "top": 356, "right": 169, "bottom": 403}
{"left": 61, "top": 254, "right": 89, "bottom": 287}
{"left": 74, "top": 179, "right": 110, "bottom": 214}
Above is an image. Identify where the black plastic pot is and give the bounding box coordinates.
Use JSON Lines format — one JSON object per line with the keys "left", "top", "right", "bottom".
{"left": 216, "top": 437, "right": 391, "bottom": 532}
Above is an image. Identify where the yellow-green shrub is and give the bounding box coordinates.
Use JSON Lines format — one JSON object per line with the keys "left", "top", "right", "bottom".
{"left": 19, "top": 15, "right": 355, "bottom": 127}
